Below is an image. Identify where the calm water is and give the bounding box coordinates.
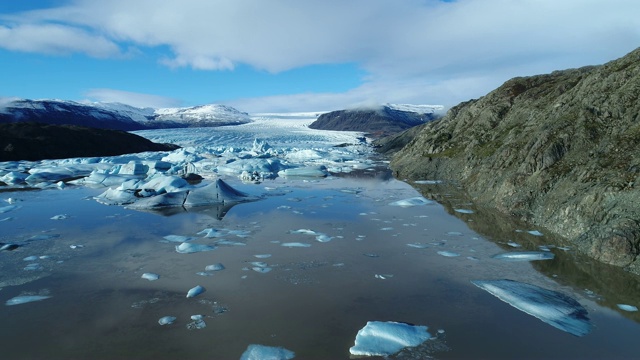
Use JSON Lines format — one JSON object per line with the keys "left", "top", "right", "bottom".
{"left": 1, "top": 172, "right": 640, "bottom": 359}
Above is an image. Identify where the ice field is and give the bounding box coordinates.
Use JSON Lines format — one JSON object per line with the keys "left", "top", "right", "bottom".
{"left": 1, "top": 113, "right": 640, "bottom": 359}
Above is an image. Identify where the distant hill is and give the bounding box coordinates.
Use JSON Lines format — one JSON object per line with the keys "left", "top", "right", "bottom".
{"left": 0, "top": 99, "right": 251, "bottom": 131}
{"left": 0, "top": 123, "right": 179, "bottom": 161}
{"left": 390, "top": 47, "right": 640, "bottom": 274}
{"left": 308, "top": 104, "right": 442, "bottom": 137}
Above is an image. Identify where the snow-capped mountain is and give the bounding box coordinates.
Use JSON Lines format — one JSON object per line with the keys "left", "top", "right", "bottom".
{"left": 0, "top": 98, "right": 252, "bottom": 130}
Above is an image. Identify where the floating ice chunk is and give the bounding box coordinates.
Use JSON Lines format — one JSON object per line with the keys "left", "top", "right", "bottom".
{"left": 315, "top": 234, "right": 334, "bottom": 242}
{"left": 69, "top": 244, "right": 83, "bottom": 249}
{"left": 290, "top": 229, "right": 318, "bottom": 236}
{"left": 175, "top": 242, "right": 216, "bottom": 254}
{"left": 158, "top": 316, "right": 176, "bottom": 325}
{"left": 437, "top": 251, "right": 460, "bottom": 257}
{"left": 472, "top": 279, "right": 591, "bottom": 336}
{"left": 23, "top": 256, "right": 38, "bottom": 261}
{"left": 252, "top": 267, "right": 272, "bottom": 273}
{"left": 617, "top": 304, "right": 638, "bottom": 312}
{"left": 27, "top": 234, "right": 60, "bottom": 242}
{"left": 141, "top": 273, "right": 160, "bottom": 281}
{"left": 186, "top": 285, "right": 206, "bottom": 298}
{"left": 528, "top": 230, "right": 544, "bottom": 236}
{"left": 240, "top": 344, "right": 295, "bottom": 360}
{"left": 0, "top": 205, "right": 18, "bottom": 213}
{"left": 507, "top": 241, "right": 522, "bottom": 248}
{"left": 281, "top": 242, "right": 311, "bottom": 248}
{"left": 380, "top": 227, "right": 394, "bottom": 231}
{"left": 24, "top": 263, "right": 43, "bottom": 271}
{"left": 454, "top": 209, "right": 474, "bottom": 214}
{"left": 446, "top": 231, "right": 463, "bottom": 236}
{"left": 375, "top": 274, "right": 394, "bottom": 279}
{"left": 407, "top": 243, "right": 429, "bottom": 249}
{"left": 492, "top": 251, "right": 555, "bottom": 261}
{"left": 389, "top": 197, "right": 434, "bottom": 207}
{"left": 163, "top": 235, "right": 195, "bottom": 243}
{"left": 278, "top": 165, "right": 328, "bottom": 178}
{"left": 198, "top": 228, "right": 224, "bottom": 238}
{"left": 6, "top": 295, "right": 51, "bottom": 306}
{"left": 50, "top": 214, "right": 68, "bottom": 220}
{"left": 215, "top": 240, "right": 246, "bottom": 246}
{"left": 254, "top": 254, "right": 272, "bottom": 259}
{"left": 187, "top": 315, "right": 207, "bottom": 330}
{"left": 349, "top": 321, "right": 432, "bottom": 356}
{"left": 414, "top": 180, "right": 443, "bottom": 184}
{"left": 205, "top": 263, "right": 225, "bottom": 271}
{"left": 250, "top": 262, "right": 269, "bottom": 268}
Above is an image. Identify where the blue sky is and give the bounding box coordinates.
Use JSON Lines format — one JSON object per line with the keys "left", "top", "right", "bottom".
{"left": 1, "top": 0, "right": 639, "bottom": 112}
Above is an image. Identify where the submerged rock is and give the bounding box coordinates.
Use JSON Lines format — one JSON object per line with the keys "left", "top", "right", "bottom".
{"left": 471, "top": 279, "right": 591, "bottom": 336}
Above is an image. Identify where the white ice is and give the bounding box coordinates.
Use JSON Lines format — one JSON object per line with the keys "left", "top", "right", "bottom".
{"left": 471, "top": 279, "right": 591, "bottom": 336}
{"left": 617, "top": 304, "right": 638, "bottom": 312}
{"left": 141, "top": 273, "right": 160, "bottom": 281}
{"left": 389, "top": 197, "right": 434, "bottom": 207}
{"left": 240, "top": 344, "right": 295, "bottom": 360}
{"left": 492, "top": 251, "right": 555, "bottom": 261}
{"left": 6, "top": 295, "right": 51, "bottom": 306}
{"left": 349, "top": 321, "right": 432, "bottom": 356}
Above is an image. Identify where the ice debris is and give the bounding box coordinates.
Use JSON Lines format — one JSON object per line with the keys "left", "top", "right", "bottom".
{"left": 186, "top": 285, "right": 206, "bottom": 298}
{"left": 528, "top": 230, "right": 544, "bottom": 236}
{"left": 141, "top": 273, "right": 160, "bottom": 281}
{"left": 471, "top": 279, "right": 591, "bottom": 336}
{"left": 617, "top": 304, "right": 638, "bottom": 312}
{"left": 158, "top": 316, "right": 176, "bottom": 325}
{"left": 240, "top": 344, "right": 295, "bottom": 360}
{"left": 281, "top": 242, "right": 311, "bottom": 248}
{"left": 454, "top": 209, "right": 474, "bottom": 214}
{"left": 492, "top": 251, "right": 555, "bottom": 261}
{"left": 187, "top": 314, "right": 207, "bottom": 330}
{"left": 6, "top": 295, "right": 51, "bottom": 306}
{"left": 163, "top": 235, "right": 195, "bottom": 243}
{"left": 389, "top": 197, "right": 434, "bottom": 207}
{"left": 204, "top": 263, "right": 225, "bottom": 271}
{"left": 175, "top": 242, "right": 216, "bottom": 254}
{"left": 437, "top": 251, "right": 460, "bottom": 257}
{"left": 349, "top": 321, "right": 432, "bottom": 356}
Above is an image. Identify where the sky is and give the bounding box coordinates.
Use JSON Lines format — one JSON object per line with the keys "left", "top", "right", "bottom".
{"left": 0, "top": 0, "right": 639, "bottom": 113}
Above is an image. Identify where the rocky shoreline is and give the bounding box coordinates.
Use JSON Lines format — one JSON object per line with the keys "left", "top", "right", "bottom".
{"left": 386, "top": 47, "right": 640, "bottom": 274}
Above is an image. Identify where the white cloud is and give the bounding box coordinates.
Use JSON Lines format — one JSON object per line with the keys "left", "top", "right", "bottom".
{"left": 83, "top": 88, "right": 183, "bottom": 109}
{"left": 2, "top": 0, "right": 640, "bottom": 111}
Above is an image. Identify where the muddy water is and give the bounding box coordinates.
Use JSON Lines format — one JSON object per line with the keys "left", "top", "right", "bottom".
{"left": 1, "top": 174, "right": 639, "bottom": 359}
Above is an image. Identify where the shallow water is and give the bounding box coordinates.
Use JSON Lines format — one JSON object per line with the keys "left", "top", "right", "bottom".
{"left": 1, "top": 173, "right": 640, "bottom": 359}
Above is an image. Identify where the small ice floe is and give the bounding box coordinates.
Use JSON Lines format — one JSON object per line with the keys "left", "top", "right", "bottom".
{"left": 186, "top": 285, "right": 206, "bottom": 298}
{"left": 0, "top": 243, "right": 20, "bottom": 251}
{"left": 187, "top": 314, "right": 207, "bottom": 330}
{"left": 0, "top": 217, "right": 13, "bottom": 222}
{"left": 315, "top": 234, "right": 334, "bottom": 242}
{"left": 471, "top": 279, "right": 591, "bottom": 336}
{"left": 380, "top": 227, "right": 394, "bottom": 231}
{"left": 163, "top": 235, "right": 195, "bottom": 243}
{"left": 198, "top": 228, "right": 225, "bottom": 238}
{"left": 215, "top": 239, "right": 246, "bottom": 246}
{"left": 141, "top": 273, "right": 160, "bottom": 281}
{"left": 281, "top": 242, "right": 311, "bottom": 248}
{"left": 250, "top": 262, "right": 272, "bottom": 273}
{"left": 158, "top": 316, "right": 176, "bottom": 325}
{"left": 492, "top": 251, "right": 555, "bottom": 262}
{"left": 507, "top": 241, "right": 522, "bottom": 248}
{"left": 414, "top": 180, "right": 443, "bottom": 185}
{"left": 27, "top": 234, "right": 60, "bottom": 242}
{"left": 6, "top": 295, "right": 51, "bottom": 306}
{"left": 240, "top": 344, "right": 295, "bottom": 360}
{"left": 24, "top": 263, "right": 43, "bottom": 271}
{"left": 289, "top": 228, "right": 333, "bottom": 242}
{"left": 446, "top": 231, "right": 463, "bottom": 236}
{"left": 23, "top": 256, "right": 39, "bottom": 261}
{"left": 254, "top": 254, "right": 271, "bottom": 259}
{"left": 437, "top": 251, "right": 460, "bottom": 257}
{"left": 617, "top": 304, "right": 638, "bottom": 312}
{"left": 69, "top": 244, "right": 84, "bottom": 249}
{"left": 454, "top": 209, "right": 474, "bottom": 214}
{"left": 50, "top": 214, "right": 68, "bottom": 220}
{"left": 389, "top": 197, "right": 434, "bottom": 207}
{"left": 349, "top": 321, "right": 432, "bottom": 356}
{"left": 407, "top": 243, "right": 429, "bottom": 249}
{"left": 175, "top": 242, "right": 216, "bottom": 254}
{"left": 0, "top": 205, "right": 18, "bottom": 213}
{"left": 205, "top": 263, "right": 225, "bottom": 271}
{"left": 528, "top": 230, "right": 544, "bottom": 236}
{"left": 375, "top": 274, "right": 394, "bottom": 280}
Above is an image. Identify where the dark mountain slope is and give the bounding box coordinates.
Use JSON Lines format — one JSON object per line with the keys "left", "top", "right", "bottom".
{"left": 390, "top": 47, "right": 640, "bottom": 274}
{"left": 0, "top": 123, "right": 179, "bottom": 161}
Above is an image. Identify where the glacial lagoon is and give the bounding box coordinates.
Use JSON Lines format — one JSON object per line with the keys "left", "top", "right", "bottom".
{"left": 1, "top": 116, "right": 640, "bottom": 359}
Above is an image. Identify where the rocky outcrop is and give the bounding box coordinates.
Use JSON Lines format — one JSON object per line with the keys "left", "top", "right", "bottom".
{"left": 0, "top": 123, "right": 179, "bottom": 161}
{"left": 390, "top": 47, "right": 640, "bottom": 274}
{"left": 309, "top": 105, "right": 439, "bottom": 137}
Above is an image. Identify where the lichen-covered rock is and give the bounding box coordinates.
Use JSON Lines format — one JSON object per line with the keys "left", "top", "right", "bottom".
{"left": 390, "top": 47, "right": 640, "bottom": 274}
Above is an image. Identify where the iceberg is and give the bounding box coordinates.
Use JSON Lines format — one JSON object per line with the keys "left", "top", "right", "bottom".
{"left": 389, "top": 197, "right": 434, "bottom": 207}
{"left": 158, "top": 316, "right": 176, "bottom": 325}
{"left": 492, "top": 251, "right": 555, "bottom": 261}
{"left": 240, "top": 344, "right": 295, "bottom": 360}
{"left": 471, "top": 279, "right": 591, "bottom": 336}
{"left": 186, "top": 285, "right": 206, "bottom": 298}
{"left": 349, "top": 321, "right": 432, "bottom": 356}
{"left": 6, "top": 295, "right": 51, "bottom": 306}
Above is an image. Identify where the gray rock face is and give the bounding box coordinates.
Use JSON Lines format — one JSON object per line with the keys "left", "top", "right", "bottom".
{"left": 390, "top": 47, "right": 640, "bottom": 274}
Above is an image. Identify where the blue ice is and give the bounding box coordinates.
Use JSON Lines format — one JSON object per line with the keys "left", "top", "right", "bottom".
{"left": 6, "top": 295, "right": 51, "bottom": 306}
{"left": 240, "top": 344, "right": 295, "bottom": 360}
{"left": 471, "top": 279, "right": 591, "bottom": 336}
{"left": 349, "top": 321, "right": 432, "bottom": 356}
